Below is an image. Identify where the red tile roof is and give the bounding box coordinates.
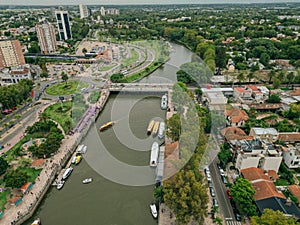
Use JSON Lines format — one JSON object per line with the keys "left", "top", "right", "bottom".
{"left": 225, "top": 108, "right": 249, "bottom": 123}
{"left": 221, "top": 127, "right": 253, "bottom": 141}
{"left": 278, "top": 133, "right": 300, "bottom": 142}
{"left": 241, "top": 167, "right": 271, "bottom": 182}
{"left": 252, "top": 181, "right": 286, "bottom": 201}
{"left": 288, "top": 185, "right": 300, "bottom": 202}
{"left": 291, "top": 88, "right": 300, "bottom": 96}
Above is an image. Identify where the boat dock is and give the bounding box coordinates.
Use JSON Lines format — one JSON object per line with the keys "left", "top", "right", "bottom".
{"left": 52, "top": 151, "right": 75, "bottom": 186}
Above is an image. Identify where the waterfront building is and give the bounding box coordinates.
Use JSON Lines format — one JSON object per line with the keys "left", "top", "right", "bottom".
{"left": 36, "top": 20, "right": 57, "bottom": 54}
{"left": 0, "top": 39, "right": 25, "bottom": 68}
{"left": 55, "top": 11, "right": 72, "bottom": 40}
{"left": 79, "top": 4, "right": 90, "bottom": 19}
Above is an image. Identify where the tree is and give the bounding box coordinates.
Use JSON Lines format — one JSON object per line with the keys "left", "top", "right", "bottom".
{"left": 218, "top": 143, "right": 232, "bottom": 167}
{"left": 61, "top": 72, "right": 69, "bottom": 84}
{"left": 0, "top": 157, "right": 8, "bottom": 176}
{"left": 230, "top": 177, "right": 257, "bottom": 216}
{"left": 164, "top": 170, "right": 208, "bottom": 225}
{"left": 82, "top": 48, "right": 87, "bottom": 54}
{"left": 237, "top": 73, "right": 245, "bottom": 83}
{"left": 247, "top": 72, "right": 254, "bottom": 84}
{"left": 166, "top": 114, "right": 181, "bottom": 142}
{"left": 287, "top": 72, "right": 295, "bottom": 88}
{"left": 40, "top": 72, "right": 49, "bottom": 78}
{"left": 272, "top": 78, "right": 281, "bottom": 89}
{"left": 4, "top": 168, "right": 30, "bottom": 188}
{"left": 259, "top": 53, "right": 270, "bottom": 67}
{"left": 251, "top": 209, "right": 298, "bottom": 225}
{"left": 268, "top": 70, "right": 276, "bottom": 84}
{"left": 154, "top": 186, "right": 164, "bottom": 203}
{"left": 215, "top": 47, "right": 227, "bottom": 68}
{"left": 267, "top": 94, "right": 281, "bottom": 103}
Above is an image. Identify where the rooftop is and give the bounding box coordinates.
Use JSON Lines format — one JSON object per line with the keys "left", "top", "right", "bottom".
{"left": 278, "top": 133, "right": 300, "bottom": 143}
{"left": 251, "top": 128, "right": 278, "bottom": 136}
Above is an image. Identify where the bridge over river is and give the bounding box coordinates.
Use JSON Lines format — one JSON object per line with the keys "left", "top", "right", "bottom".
{"left": 108, "top": 83, "right": 174, "bottom": 93}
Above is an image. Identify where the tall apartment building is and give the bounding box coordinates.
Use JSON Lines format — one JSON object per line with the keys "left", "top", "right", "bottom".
{"left": 0, "top": 39, "right": 25, "bottom": 68}
{"left": 79, "top": 4, "right": 90, "bottom": 19}
{"left": 55, "top": 11, "right": 72, "bottom": 40}
{"left": 100, "top": 7, "right": 105, "bottom": 16}
{"left": 36, "top": 21, "right": 57, "bottom": 54}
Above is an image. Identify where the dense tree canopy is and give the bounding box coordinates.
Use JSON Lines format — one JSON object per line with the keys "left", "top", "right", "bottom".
{"left": 251, "top": 209, "right": 299, "bottom": 225}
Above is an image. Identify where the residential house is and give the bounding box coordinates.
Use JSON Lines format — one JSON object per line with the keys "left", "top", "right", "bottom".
{"left": 282, "top": 144, "right": 300, "bottom": 169}
{"left": 246, "top": 85, "right": 265, "bottom": 102}
{"left": 249, "top": 128, "right": 279, "bottom": 143}
{"left": 221, "top": 127, "right": 253, "bottom": 145}
{"left": 203, "top": 91, "right": 227, "bottom": 111}
{"left": 225, "top": 108, "right": 249, "bottom": 127}
{"left": 241, "top": 167, "right": 300, "bottom": 219}
{"left": 278, "top": 133, "right": 300, "bottom": 143}
{"left": 248, "top": 103, "right": 282, "bottom": 113}
{"left": 234, "top": 87, "right": 252, "bottom": 101}
{"left": 235, "top": 139, "right": 282, "bottom": 173}
{"left": 288, "top": 185, "right": 300, "bottom": 207}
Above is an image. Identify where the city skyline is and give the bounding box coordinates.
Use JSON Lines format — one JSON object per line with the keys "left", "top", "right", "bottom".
{"left": 0, "top": 0, "right": 299, "bottom": 5}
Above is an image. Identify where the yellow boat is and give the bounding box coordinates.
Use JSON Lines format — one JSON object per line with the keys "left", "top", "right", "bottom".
{"left": 147, "top": 120, "right": 155, "bottom": 135}
{"left": 99, "top": 121, "right": 114, "bottom": 131}
{"left": 152, "top": 121, "right": 160, "bottom": 135}
{"left": 75, "top": 155, "right": 82, "bottom": 165}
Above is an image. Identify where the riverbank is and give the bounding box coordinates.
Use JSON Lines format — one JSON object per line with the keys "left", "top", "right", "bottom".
{"left": 1, "top": 90, "right": 109, "bottom": 225}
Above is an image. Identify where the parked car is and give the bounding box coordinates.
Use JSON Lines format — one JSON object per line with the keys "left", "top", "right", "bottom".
{"left": 234, "top": 211, "right": 241, "bottom": 221}
{"left": 221, "top": 175, "right": 227, "bottom": 184}
{"left": 210, "top": 187, "right": 215, "bottom": 197}
{"left": 226, "top": 189, "right": 232, "bottom": 199}
{"left": 219, "top": 169, "right": 225, "bottom": 176}
{"left": 213, "top": 198, "right": 218, "bottom": 207}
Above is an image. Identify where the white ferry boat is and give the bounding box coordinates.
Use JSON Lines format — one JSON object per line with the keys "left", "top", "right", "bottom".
{"left": 150, "top": 142, "right": 159, "bottom": 167}
{"left": 161, "top": 94, "right": 168, "bottom": 110}
{"left": 62, "top": 167, "right": 73, "bottom": 180}
{"left": 150, "top": 204, "right": 158, "bottom": 218}
{"left": 158, "top": 122, "right": 165, "bottom": 139}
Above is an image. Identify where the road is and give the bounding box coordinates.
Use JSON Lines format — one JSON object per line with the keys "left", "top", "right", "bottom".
{"left": 209, "top": 158, "right": 241, "bottom": 225}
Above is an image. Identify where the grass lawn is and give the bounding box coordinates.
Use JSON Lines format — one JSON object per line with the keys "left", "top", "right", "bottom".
{"left": 43, "top": 99, "right": 88, "bottom": 133}
{"left": 45, "top": 80, "right": 88, "bottom": 96}
{"left": 19, "top": 167, "right": 42, "bottom": 182}
{"left": 87, "top": 91, "right": 101, "bottom": 104}
{"left": 121, "top": 48, "right": 139, "bottom": 68}
{"left": 0, "top": 189, "right": 10, "bottom": 211}
{"left": 99, "top": 63, "right": 117, "bottom": 72}
{"left": 43, "top": 101, "right": 73, "bottom": 133}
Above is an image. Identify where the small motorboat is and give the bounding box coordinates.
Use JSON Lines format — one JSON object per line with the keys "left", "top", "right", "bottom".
{"left": 75, "top": 155, "right": 82, "bottom": 165}
{"left": 31, "top": 218, "right": 41, "bottom": 225}
{"left": 71, "top": 156, "right": 77, "bottom": 164}
{"left": 83, "top": 178, "right": 93, "bottom": 184}
{"left": 82, "top": 145, "right": 87, "bottom": 154}
{"left": 57, "top": 180, "right": 65, "bottom": 190}
{"left": 150, "top": 203, "right": 158, "bottom": 218}
{"left": 62, "top": 167, "right": 73, "bottom": 180}
{"left": 99, "top": 121, "right": 114, "bottom": 131}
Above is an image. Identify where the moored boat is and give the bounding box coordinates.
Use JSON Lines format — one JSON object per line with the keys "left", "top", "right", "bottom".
{"left": 161, "top": 94, "right": 168, "bottom": 110}
{"left": 82, "top": 145, "right": 87, "bottom": 154}
{"left": 150, "top": 204, "right": 158, "bottom": 218}
{"left": 152, "top": 121, "right": 160, "bottom": 136}
{"left": 99, "top": 121, "right": 114, "bottom": 131}
{"left": 150, "top": 142, "right": 159, "bottom": 167}
{"left": 62, "top": 167, "right": 73, "bottom": 180}
{"left": 83, "top": 178, "right": 93, "bottom": 184}
{"left": 57, "top": 180, "right": 65, "bottom": 190}
{"left": 76, "top": 144, "right": 84, "bottom": 154}
{"left": 31, "top": 218, "right": 41, "bottom": 225}
{"left": 158, "top": 122, "right": 165, "bottom": 139}
{"left": 75, "top": 155, "right": 82, "bottom": 165}
{"left": 71, "top": 156, "right": 77, "bottom": 164}
{"left": 147, "top": 120, "right": 155, "bottom": 135}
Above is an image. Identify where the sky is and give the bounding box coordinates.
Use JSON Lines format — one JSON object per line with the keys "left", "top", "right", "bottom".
{"left": 0, "top": 0, "right": 299, "bottom": 5}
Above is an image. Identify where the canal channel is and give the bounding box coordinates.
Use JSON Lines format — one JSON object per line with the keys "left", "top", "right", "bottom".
{"left": 24, "top": 43, "right": 193, "bottom": 225}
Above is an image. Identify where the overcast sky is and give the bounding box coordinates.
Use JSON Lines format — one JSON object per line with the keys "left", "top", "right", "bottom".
{"left": 0, "top": 0, "right": 299, "bottom": 5}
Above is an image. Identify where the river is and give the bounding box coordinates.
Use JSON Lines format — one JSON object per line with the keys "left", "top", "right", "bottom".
{"left": 24, "top": 43, "right": 193, "bottom": 225}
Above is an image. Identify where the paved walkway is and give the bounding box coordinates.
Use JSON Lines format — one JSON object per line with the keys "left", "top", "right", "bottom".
{"left": 0, "top": 91, "right": 109, "bottom": 224}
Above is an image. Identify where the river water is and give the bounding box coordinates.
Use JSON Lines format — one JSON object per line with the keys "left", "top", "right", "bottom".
{"left": 24, "top": 43, "right": 192, "bottom": 225}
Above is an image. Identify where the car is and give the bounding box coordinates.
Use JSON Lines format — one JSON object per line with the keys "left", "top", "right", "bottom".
{"left": 226, "top": 189, "right": 232, "bottom": 199}
{"left": 209, "top": 182, "right": 213, "bottom": 188}
{"left": 204, "top": 166, "right": 210, "bottom": 173}
{"left": 221, "top": 175, "right": 227, "bottom": 184}
{"left": 219, "top": 169, "right": 225, "bottom": 176}
{"left": 234, "top": 211, "right": 241, "bottom": 221}
{"left": 213, "top": 198, "right": 218, "bottom": 207}
{"left": 210, "top": 187, "right": 215, "bottom": 197}
{"left": 217, "top": 163, "right": 222, "bottom": 169}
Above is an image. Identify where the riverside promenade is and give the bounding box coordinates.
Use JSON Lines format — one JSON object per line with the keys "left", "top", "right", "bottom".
{"left": 0, "top": 90, "right": 110, "bottom": 225}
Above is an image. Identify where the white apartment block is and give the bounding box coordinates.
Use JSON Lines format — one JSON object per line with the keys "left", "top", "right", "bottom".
{"left": 79, "top": 4, "right": 89, "bottom": 19}
{"left": 0, "top": 65, "right": 31, "bottom": 85}
{"left": 283, "top": 144, "right": 300, "bottom": 169}
{"left": 235, "top": 139, "right": 282, "bottom": 173}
